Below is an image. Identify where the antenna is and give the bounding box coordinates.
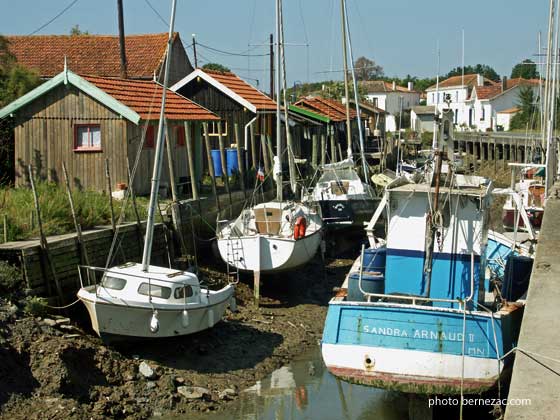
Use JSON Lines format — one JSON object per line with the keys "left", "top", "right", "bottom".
{"left": 461, "top": 29, "right": 465, "bottom": 87}
{"left": 432, "top": 40, "right": 441, "bottom": 151}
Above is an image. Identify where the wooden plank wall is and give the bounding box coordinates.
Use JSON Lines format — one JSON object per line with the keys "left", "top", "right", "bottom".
{"left": 0, "top": 223, "right": 170, "bottom": 299}
{"left": 14, "top": 84, "right": 128, "bottom": 192}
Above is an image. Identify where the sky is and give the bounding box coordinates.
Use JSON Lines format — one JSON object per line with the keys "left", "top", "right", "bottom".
{"left": 0, "top": 0, "right": 549, "bottom": 91}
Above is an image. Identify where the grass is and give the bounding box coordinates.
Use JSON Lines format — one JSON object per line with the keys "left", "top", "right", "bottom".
{"left": 0, "top": 182, "right": 150, "bottom": 242}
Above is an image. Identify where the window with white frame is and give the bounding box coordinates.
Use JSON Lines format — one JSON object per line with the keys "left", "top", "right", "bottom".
{"left": 75, "top": 124, "right": 101, "bottom": 151}
{"left": 206, "top": 120, "right": 228, "bottom": 136}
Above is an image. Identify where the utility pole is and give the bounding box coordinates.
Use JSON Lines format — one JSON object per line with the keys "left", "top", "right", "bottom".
{"left": 117, "top": 0, "right": 128, "bottom": 79}
{"left": 269, "top": 33, "right": 274, "bottom": 99}
{"left": 192, "top": 34, "right": 198, "bottom": 68}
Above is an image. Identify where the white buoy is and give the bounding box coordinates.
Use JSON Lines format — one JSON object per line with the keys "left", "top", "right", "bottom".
{"left": 181, "top": 309, "right": 189, "bottom": 327}
{"left": 150, "top": 310, "right": 160, "bottom": 333}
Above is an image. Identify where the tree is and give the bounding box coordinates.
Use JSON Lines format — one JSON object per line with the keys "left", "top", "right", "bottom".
{"left": 511, "top": 59, "right": 539, "bottom": 79}
{"left": 320, "top": 80, "right": 367, "bottom": 102}
{"left": 202, "top": 63, "right": 230, "bottom": 73}
{"left": 510, "top": 86, "right": 539, "bottom": 130}
{"left": 446, "top": 64, "right": 500, "bottom": 82}
{"left": 354, "top": 56, "right": 384, "bottom": 81}
{"left": 70, "top": 24, "right": 89, "bottom": 35}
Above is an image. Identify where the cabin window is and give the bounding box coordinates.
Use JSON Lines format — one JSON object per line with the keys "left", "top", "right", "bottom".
{"left": 176, "top": 126, "right": 186, "bottom": 147}
{"left": 138, "top": 282, "right": 171, "bottom": 299}
{"left": 101, "top": 276, "right": 127, "bottom": 290}
{"left": 74, "top": 124, "right": 101, "bottom": 151}
{"left": 207, "top": 120, "right": 228, "bottom": 137}
{"left": 174, "top": 285, "right": 194, "bottom": 299}
{"left": 144, "top": 125, "right": 155, "bottom": 148}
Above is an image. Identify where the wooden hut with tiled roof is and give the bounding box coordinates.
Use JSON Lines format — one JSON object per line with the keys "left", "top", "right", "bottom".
{"left": 5, "top": 33, "right": 193, "bottom": 85}
{"left": 0, "top": 68, "right": 218, "bottom": 194}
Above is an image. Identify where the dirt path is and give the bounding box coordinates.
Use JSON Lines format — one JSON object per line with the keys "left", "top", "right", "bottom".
{"left": 0, "top": 255, "right": 354, "bottom": 420}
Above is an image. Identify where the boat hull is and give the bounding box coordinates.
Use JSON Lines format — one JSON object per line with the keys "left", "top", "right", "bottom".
{"left": 217, "top": 231, "right": 322, "bottom": 273}
{"left": 318, "top": 197, "right": 379, "bottom": 227}
{"left": 78, "top": 285, "right": 235, "bottom": 338}
{"left": 321, "top": 301, "right": 523, "bottom": 395}
{"left": 502, "top": 207, "right": 543, "bottom": 231}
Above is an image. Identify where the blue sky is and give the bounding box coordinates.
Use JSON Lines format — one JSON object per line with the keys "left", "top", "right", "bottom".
{"left": 0, "top": 0, "right": 548, "bottom": 89}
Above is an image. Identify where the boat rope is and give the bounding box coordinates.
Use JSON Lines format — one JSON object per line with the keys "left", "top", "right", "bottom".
{"left": 499, "top": 346, "right": 560, "bottom": 373}
{"left": 45, "top": 298, "right": 81, "bottom": 310}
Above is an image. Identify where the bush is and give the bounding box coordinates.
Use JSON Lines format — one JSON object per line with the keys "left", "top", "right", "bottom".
{"left": 0, "top": 261, "right": 22, "bottom": 295}
{"left": 23, "top": 296, "right": 48, "bottom": 317}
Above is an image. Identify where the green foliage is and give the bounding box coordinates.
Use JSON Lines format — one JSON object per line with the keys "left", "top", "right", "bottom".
{"left": 511, "top": 59, "right": 539, "bottom": 79}
{"left": 320, "top": 80, "right": 367, "bottom": 101}
{"left": 446, "top": 64, "right": 500, "bottom": 82}
{"left": 202, "top": 63, "right": 231, "bottom": 73}
{"left": 354, "top": 56, "right": 384, "bottom": 81}
{"left": 0, "top": 182, "right": 150, "bottom": 241}
{"left": 69, "top": 24, "right": 90, "bottom": 35}
{"left": 0, "top": 261, "right": 22, "bottom": 295}
{"left": 23, "top": 296, "right": 48, "bottom": 317}
{"left": 510, "top": 86, "right": 539, "bottom": 130}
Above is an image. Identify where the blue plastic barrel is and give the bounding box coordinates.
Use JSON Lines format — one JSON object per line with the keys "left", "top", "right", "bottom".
{"left": 226, "top": 148, "right": 239, "bottom": 176}
{"left": 347, "top": 272, "right": 385, "bottom": 302}
{"left": 211, "top": 150, "right": 222, "bottom": 177}
{"left": 362, "top": 247, "right": 386, "bottom": 274}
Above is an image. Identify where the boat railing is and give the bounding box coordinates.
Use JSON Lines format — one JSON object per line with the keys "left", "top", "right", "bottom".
{"left": 356, "top": 245, "right": 476, "bottom": 310}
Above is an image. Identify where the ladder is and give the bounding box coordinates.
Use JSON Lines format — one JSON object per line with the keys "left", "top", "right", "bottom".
{"left": 225, "top": 237, "right": 242, "bottom": 284}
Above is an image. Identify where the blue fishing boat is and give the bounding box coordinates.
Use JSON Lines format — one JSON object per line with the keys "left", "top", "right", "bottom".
{"left": 321, "top": 174, "right": 531, "bottom": 394}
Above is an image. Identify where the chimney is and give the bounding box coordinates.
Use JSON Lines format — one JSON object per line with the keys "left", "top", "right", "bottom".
{"left": 502, "top": 76, "right": 507, "bottom": 92}
{"left": 407, "top": 81, "right": 414, "bottom": 91}
{"left": 392, "top": 80, "right": 396, "bottom": 91}
{"left": 117, "top": 0, "right": 128, "bottom": 79}
{"left": 476, "top": 74, "right": 484, "bottom": 87}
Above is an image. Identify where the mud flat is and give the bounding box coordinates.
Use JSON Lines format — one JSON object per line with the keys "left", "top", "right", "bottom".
{"left": 0, "top": 256, "right": 353, "bottom": 420}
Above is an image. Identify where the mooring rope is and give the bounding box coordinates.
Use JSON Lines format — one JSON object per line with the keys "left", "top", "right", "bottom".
{"left": 44, "top": 298, "right": 81, "bottom": 310}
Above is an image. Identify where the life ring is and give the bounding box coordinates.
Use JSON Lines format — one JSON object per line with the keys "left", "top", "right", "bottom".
{"left": 294, "top": 216, "right": 307, "bottom": 240}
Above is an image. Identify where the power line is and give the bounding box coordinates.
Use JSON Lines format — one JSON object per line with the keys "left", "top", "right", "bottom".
{"left": 197, "top": 42, "right": 270, "bottom": 57}
{"left": 143, "top": 0, "right": 168, "bottom": 28}
{"left": 28, "top": 0, "right": 81, "bottom": 35}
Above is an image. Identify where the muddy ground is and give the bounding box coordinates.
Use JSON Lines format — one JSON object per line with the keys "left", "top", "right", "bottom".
{"left": 0, "top": 246, "right": 355, "bottom": 419}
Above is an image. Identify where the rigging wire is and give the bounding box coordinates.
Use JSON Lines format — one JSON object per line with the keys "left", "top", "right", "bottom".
{"left": 28, "top": 0, "right": 80, "bottom": 35}
{"left": 143, "top": 0, "right": 168, "bottom": 27}
{"left": 197, "top": 42, "right": 270, "bottom": 57}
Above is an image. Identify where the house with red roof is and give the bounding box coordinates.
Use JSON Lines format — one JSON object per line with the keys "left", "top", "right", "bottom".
{"left": 466, "top": 78, "right": 540, "bottom": 131}
{"left": 0, "top": 67, "right": 218, "bottom": 193}
{"left": 5, "top": 33, "right": 193, "bottom": 86}
{"left": 171, "top": 68, "right": 278, "bottom": 171}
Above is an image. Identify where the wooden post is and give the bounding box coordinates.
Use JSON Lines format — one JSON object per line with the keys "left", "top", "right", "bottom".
{"left": 261, "top": 133, "right": 270, "bottom": 175}
{"left": 184, "top": 121, "right": 199, "bottom": 201}
{"left": 218, "top": 123, "right": 233, "bottom": 217}
{"left": 250, "top": 119, "right": 257, "bottom": 170}
{"left": 311, "top": 132, "right": 318, "bottom": 168}
{"left": 320, "top": 132, "right": 326, "bottom": 167}
{"left": 28, "top": 165, "right": 64, "bottom": 304}
{"left": 127, "top": 160, "right": 144, "bottom": 244}
{"left": 330, "top": 126, "right": 337, "bottom": 162}
{"left": 2, "top": 214, "right": 6, "bottom": 243}
{"left": 105, "top": 159, "right": 116, "bottom": 232}
{"left": 203, "top": 122, "right": 221, "bottom": 214}
{"left": 234, "top": 122, "right": 246, "bottom": 197}
{"left": 62, "top": 162, "right": 90, "bottom": 268}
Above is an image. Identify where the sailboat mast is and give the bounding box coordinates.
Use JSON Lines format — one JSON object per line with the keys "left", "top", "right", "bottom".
{"left": 340, "top": 0, "right": 352, "bottom": 159}
{"left": 275, "top": 0, "right": 283, "bottom": 202}
{"left": 141, "top": 0, "right": 177, "bottom": 272}
{"left": 343, "top": 0, "right": 368, "bottom": 182}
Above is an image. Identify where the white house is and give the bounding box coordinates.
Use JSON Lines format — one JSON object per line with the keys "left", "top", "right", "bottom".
{"left": 466, "top": 78, "right": 539, "bottom": 131}
{"left": 426, "top": 74, "right": 496, "bottom": 129}
{"left": 361, "top": 80, "right": 420, "bottom": 132}
{"left": 496, "top": 107, "right": 520, "bottom": 131}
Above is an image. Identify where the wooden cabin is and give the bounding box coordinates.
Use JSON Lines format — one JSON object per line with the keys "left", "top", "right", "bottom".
{"left": 0, "top": 68, "right": 218, "bottom": 194}
{"left": 5, "top": 32, "right": 193, "bottom": 86}
{"left": 171, "top": 68, "right": 277, "bottom": 173}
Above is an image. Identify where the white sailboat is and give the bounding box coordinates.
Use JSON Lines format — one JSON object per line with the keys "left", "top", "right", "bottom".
{"left": 77, "top": 0, "right": 235, "bottom": 339}
{"left": 216, "top": 0, "right": 323, "bottom": 274}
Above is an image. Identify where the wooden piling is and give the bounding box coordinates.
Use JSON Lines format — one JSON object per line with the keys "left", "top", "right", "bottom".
{"left": 28, "top": 165, "right": 64, "bottom": 304}
{"left": 250, "top": 120, "right": 257, "bottom": 170}
{"left": 2, "top": 214, "right": 6, "bottom": 243}
{"left": 261, "top": 133, "right": 270, "bottom": 175}
{"left": 62, "top": 162, "right": 90, "bottom": 268}
{"left": 330, "top": 127, "right": 337, "bottom": 162}
{"left": 105, "top": 159, "right": 116, "bottom": 232}
{"left": 126, "top": 160, "right": 144, "bottom": 243}
{"left": 184, "top": 121, "right": 200, "bottom": 202}
{"left": 203, "top": 122, "right": 221, "bottom": 215}
{"left": 320, "top": 132, "right": 326, "bottom": 167}
{"left": 234, "top": 122, "right": 246, "bottom": 197}
{"left": 218, "top": 123, "right": 233, "bottom": 217}
{"left": 311, "top": 132, "right": 318, "bottom": 168}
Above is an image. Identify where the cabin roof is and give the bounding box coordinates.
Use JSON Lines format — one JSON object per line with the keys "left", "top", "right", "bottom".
{"left": 389, "top": 178, "right": 490, "bottom": 197}
{"left": 293, "top": 97, "right": 356, "bottom": 122}
{"left": 4, "top": 33, "right": 181, "bottom": 79}
{"left": 0, "top": 68, "right": 218, "bottom": 123}
{"left": 171, "top": 68, "right": 277, "bottom": 113}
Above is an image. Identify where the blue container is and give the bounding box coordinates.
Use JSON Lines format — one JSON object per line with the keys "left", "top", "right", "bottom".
{"left": 347, "top": 272, "right": 385, "bottom": 302}
{"left": 211, "top": 150, "right": 222, "bottom": 177}
{"left": 226, "top": 148, "right": 239, "bottom": 176}
{"left": 362, "top": 247, "right": 386, "bottom": 274}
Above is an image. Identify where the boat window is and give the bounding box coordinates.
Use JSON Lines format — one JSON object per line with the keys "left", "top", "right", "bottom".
{"left": 138, "top": 283, "right": 171, "bottom": 299}
{"left": 174, "top": 285, "right": 194, "bottom": 299}
{"left": 101, "top": 276, "right": 127, "bottom": 290}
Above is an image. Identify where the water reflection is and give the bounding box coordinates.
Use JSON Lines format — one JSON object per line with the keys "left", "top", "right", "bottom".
{"left": 188, "top": 345, "right": 409, "bottom": 420}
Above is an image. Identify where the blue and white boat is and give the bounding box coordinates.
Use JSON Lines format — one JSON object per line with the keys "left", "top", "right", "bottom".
{"left": 322, "top": 165, "right": 531, "bottom": 394}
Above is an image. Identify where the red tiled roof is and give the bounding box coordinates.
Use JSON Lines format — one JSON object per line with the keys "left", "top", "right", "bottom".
{"left": 294, "top": 97, "right": 357, "bottom": 122}
{"left": 497, "top": 107, "right": 520, "bottom": 114}
{"left": 83, "top": 76, "right": 218, "bottom": 121}
{"left": 6, "top": 33, "right": 178, "bottom": 79}
{"left": 506, "top": 77, "right": 540, "bottom": 89}
{"left": 201, "top": 69, "right": 277, "bottom": 111}
{"left": 361, "top": 80, "right": 417, "bottom": 93}
{"left": 428, "top": 74, "right": 497, "bottom": 90}
{"left": 474, "top": 78, "right": 539, "bottom": 100}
